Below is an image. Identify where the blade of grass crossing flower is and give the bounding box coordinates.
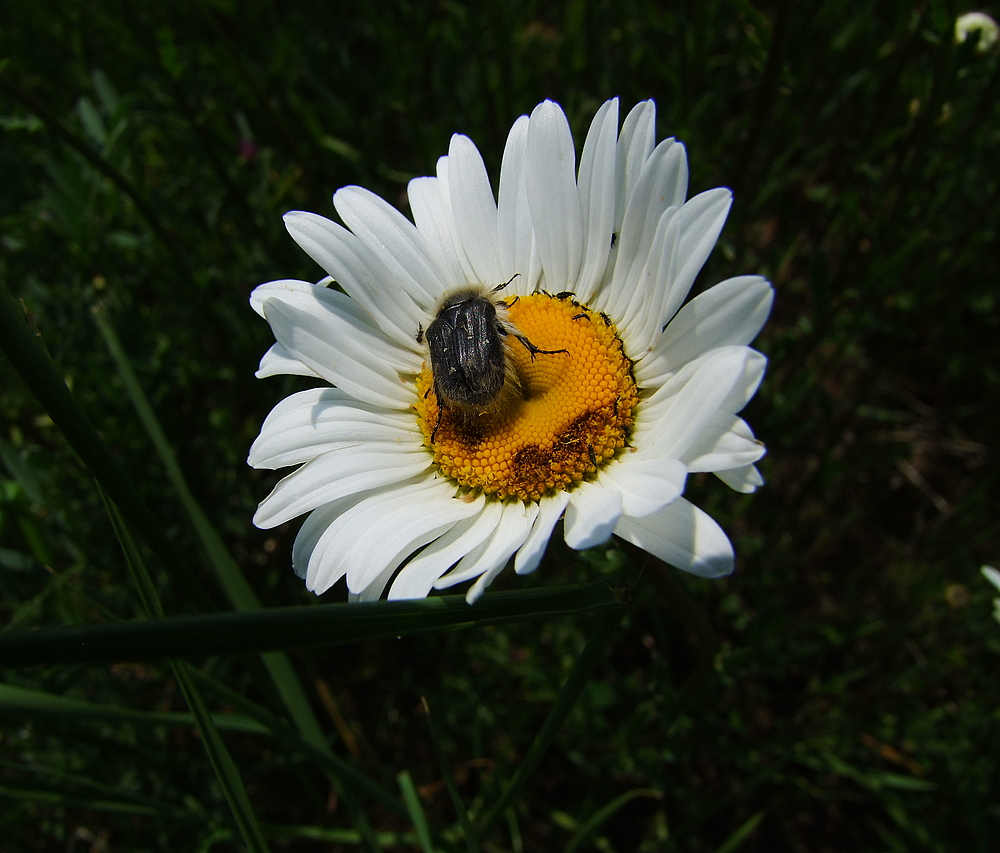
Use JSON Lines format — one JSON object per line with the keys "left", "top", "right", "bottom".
{"left": 0, "top": 583, "right": 623, "bottom": 665}
{"left": 476, "top": 607, "right": 625, "bottom": 836}
{"left": 91, "top": 303, "right": 328, "bottom": 751}
{"left": 563, "top": 789, "right": 663, "bottom": 853}
{"left": 422, "top": 697, "right": 480, "bottom": 853}
{"left": 397, "top": 770, "right": 437, "bottom": 853}
{"left": 104, "top": 494, "right": 271, "bottom": 853}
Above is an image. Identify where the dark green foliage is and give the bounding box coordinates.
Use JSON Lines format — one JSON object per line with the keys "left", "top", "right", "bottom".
{"left": 1, "top": 0, "right": 998, "bottom": 850}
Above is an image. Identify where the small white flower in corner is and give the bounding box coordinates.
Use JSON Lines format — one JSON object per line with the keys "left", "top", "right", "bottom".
{"left": 981, "top": 566, "right": 1000, "bottom": 625}
{"left": 955, "top": 11, "right": 1000, "bottom": 54}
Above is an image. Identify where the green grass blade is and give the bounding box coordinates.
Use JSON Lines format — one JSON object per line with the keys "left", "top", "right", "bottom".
{"left": 0, "top": 280, "right": 212, "bottom": 608}
{"left": 0, "top": 755, "right": 207, "bottom": 819}
{"left": 563, "top": 789, "right": 663, "bottom": 853}
{"left": 186, "top": 667, "right": 407, "bottom": 819}
{"left": 92, "top": 303, "right": 327, "bottom": 750}
{"left": 0, "top": 681, "right": 267, "bottom": 733}
{"left": 169, "top": 661, "right": 272, "bottom": 853}
{"left": 715, "top": 811, "right": 765, "bottom": 853}
{"left": 476, "top": 607, "right": 624, "bottom": 836}
{"left": 0, "top": 784, "right": 184, "bottom": 819}
{"left": 422, "top": 697, "right": 480, "bottom": 853}
{"left": 0, "top": 583, "right": 624, "bottom": 665}
{"left": 91, "top": 301, "right": 260, "bottom": 613}
{"left": 397, "top": 770, "right": 436, "bottom": 853}
{"left": 104, "top": 496, "right": 271, "bottom": 853}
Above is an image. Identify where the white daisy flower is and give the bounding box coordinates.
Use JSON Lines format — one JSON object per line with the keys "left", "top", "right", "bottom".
{"left": 249, "top": 98, "right": 773, "bottom": 604}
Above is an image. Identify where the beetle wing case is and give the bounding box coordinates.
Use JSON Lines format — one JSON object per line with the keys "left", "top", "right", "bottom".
{"left": 425, "top": 286, "right": 522, "bottom": 417}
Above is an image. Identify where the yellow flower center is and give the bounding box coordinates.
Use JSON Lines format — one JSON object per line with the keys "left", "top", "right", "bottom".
{"left": 414, "top": 292, "right": 638, "bottom": 501}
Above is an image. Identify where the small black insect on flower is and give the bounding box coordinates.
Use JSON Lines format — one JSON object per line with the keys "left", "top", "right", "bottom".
{"left": 422, "top": 276, "right": 567, "bottom": 442}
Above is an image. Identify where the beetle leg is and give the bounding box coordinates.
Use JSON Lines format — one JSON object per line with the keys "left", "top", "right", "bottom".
{"left": 513, "top": 333, "right": 568, "bottom": 361}
{"left": 430, "top": 405, "right": 444, "bottom": 444}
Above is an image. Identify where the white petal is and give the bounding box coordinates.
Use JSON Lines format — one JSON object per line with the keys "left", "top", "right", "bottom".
{"left": 599, "top": 456, "right": 687, "bottom": 518}
{"left": 262, "top": 297, "right": 415, "bottom": 410}
{"left": 683, "top": 415, "right": 766, "bottom": 473}
{"left": 388, "top": 496, "right": 497, "bottom": 600}
{"left": 406, "top": 176, "right": 467, "bottom": 290}
{"left": 255, "top": 343, "right": 323, "bottom": 379}
{"left": 292, "top": 498, "right": 356, "bottom": 582}
{"left": 435, "top": 500, "right": 537, "bottom": 591}
{"left": 575, "top": 98, "right": 619, "bottom": 303}
{"left": 615, "top": 206, "right": 680, "bottom": 357}
{"left": 615, "top": 497, "right": 734, "bottom": 578}
{"left": 658, "top": 188, "right": 733, "bottom": 326}
{"left": 639, "top": 275, "right": 773, "bottom": 384}
{"left": 344, "top": 481, "right": 481, "bottom": 594}
{"left": 564, "top": 481, "right": 623, "bottom": 550}
{"left": 514, "top": 492, "right": 570, "bottom": 575}
{"left": 435, "top": 155, "right": 479, "bottom": 282}
{"left": 497, "top": 115, "right": 542, "bottom": 293}
{"left": 255, "top": 279, "right": 419, "bottom": 374}
{"left": 603, "top": 139, "right": 687, "bottom": 322}
{"left": 304, "top": 479, "right": 473, "bottom": 595}
{"left": 715, "top": 464, "right": 764, "bottom": 493}
{"left": 348, "top": 563, "right": 400, "bottom": 603}
{"left": 283, "top": 211, "right": 424, "bottom": 351}
{"left": 252, "top": 446, "right": 430, "bottom": 528}
{"left": 334, "top": 185, "right": 447, "bottom": 308}
{"left": 615, "top": 101, "right": 657, "bottom": 226}
{"left": 447, "top": 134, "right": 504, "bottom": 285}
{"left": 637, "top": 347, "right": 766, "bottom": 460}
{"left": 248, "top": 387, "right": 416, "bottom": 470}
{"left": 526, "top": 100, "right": 583, "bottom": 291}
{"left": 250, "top": 278, "right": 319, "bottom": 318}
{"left": 465, "top": 502, "right": 541, "bottom": 603}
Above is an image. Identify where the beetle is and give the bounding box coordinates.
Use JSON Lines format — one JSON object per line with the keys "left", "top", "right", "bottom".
{"left": 423, "top": 278, "right": 566, "bottom": 440}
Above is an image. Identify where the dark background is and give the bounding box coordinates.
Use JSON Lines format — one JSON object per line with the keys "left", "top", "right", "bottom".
{"left": 1, "top": 1, "right": 998, "bottom": 850}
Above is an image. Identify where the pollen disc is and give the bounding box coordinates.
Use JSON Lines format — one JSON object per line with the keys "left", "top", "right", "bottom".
{"left": 415, "top": 293, "right": 638, "bottom": 501}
